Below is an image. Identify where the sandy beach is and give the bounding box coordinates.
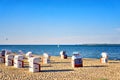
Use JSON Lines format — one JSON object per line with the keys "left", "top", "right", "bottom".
{"left": 0, "top": 56, "right": 120, "bottom": 80}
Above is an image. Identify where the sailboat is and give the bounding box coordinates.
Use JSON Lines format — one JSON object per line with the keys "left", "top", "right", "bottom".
{"left": 57, "top": 44, "right": 60, "bottom": 48}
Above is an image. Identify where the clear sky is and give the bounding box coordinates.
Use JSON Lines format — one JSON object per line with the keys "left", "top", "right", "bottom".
{"left": 0, "top": 0, "right": 120, "bottom": 44}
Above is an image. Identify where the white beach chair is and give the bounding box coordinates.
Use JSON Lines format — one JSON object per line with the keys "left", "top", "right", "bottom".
{"left": 5, "top": 54, "right": 14, "bottom": 66}
{"left": 29, "top": 57, "right": 40, "bottom": 72}
{"left": 71, "top": 52, "right": 83, "bottom": 68}
{"left": 60, "top": 51, "right": 67, "bottom": 59}
{"left": 43, "top": 53, "right": 50, "bottom": 64}
{"left": 14, "top": 55, "right": 24, "bottom": 68}
{"left": 100, "top": 52, "right": 108, "bottom": 63}
{"left": 26, "top": 51, "right": 33, "bottom": 62}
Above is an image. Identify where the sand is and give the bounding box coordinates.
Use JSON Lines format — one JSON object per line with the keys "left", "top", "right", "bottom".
{"left": 0, "top": 56, "right": 120, "bottom": 80}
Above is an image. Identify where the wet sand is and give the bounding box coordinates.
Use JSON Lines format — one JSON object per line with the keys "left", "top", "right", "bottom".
{"left": 0, "top": 56, "right": 120, "bottom": 80}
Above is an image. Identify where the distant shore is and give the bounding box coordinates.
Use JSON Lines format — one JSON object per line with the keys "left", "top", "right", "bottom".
{"left": 0, "top": 43, "right": 120, "bottom": 46}
{"left": 0, "top": 56, "right": 120, "bottom": 80}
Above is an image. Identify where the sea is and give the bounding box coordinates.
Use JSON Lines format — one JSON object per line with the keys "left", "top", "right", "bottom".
{"left": 0, "top": 45, "right": 120, "bottom": 60}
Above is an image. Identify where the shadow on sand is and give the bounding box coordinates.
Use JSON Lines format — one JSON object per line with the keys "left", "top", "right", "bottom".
{"left": 24, "top": 65, "right": 29, "bottom": 68}
{"left": 23, "top": 65, "right": 52, "bottom": 68}
{"left": 42, "top": 69, "right": 74, "bottom": 72}
{"left": 51, "top": 62, "right": 70, "bottom": 64}
{"left": 84, "top": 65, "right": 108, "bottom": 68}
{"left": 109, "top": 62, "right": 120, "bottom": 64}
{"left": 41, "top": 65, "right": 52, "bottom": 67}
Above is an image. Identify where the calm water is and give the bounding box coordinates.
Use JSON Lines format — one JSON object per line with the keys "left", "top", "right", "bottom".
{"left": 0, "top": 45, "right": 120, "bottom": 60}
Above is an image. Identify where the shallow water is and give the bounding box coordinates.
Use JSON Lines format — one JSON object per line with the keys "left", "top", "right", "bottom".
{"left": 0, "top": 45, "right": 120, "bottom": 60}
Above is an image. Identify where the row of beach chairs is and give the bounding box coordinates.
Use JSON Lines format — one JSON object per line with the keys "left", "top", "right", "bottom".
{"left": 0, "top": 49, "right": 108, "bottom": 72}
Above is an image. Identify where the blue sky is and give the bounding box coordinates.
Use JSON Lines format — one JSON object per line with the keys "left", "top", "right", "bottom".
{"left": 0, "top": 0, "right": 120, "bottom": 44}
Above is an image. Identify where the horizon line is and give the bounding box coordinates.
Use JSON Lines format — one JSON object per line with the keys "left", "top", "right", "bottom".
{"left": 0, "top": 43, "right": 120, "bottom": 45}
